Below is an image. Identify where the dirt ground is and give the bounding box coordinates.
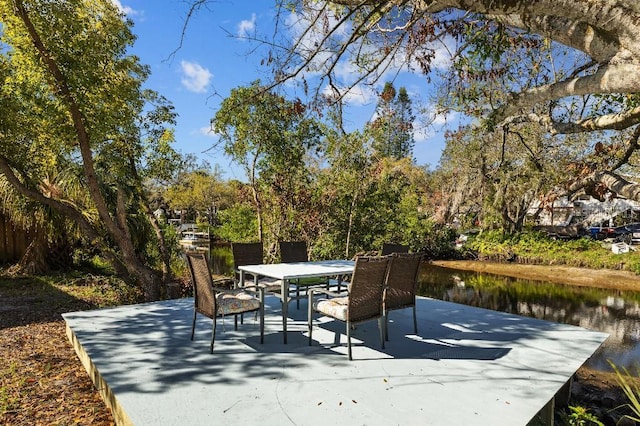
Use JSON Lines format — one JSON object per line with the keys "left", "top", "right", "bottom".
{"left": 0, "top": 282, "right": 115, "bottom": 425}
{"left": 1, "top": 265, "right": 639, "bottom": 425}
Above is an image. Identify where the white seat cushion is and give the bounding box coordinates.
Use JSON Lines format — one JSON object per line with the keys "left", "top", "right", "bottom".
{"left": 217, "top": 292, "right": 260, "bottom": 316}
{"left": 257, "top": 277, "right": 282, "bottom": 292}
{"left": 314, "top": 297, "right": 349, "bottom": 321}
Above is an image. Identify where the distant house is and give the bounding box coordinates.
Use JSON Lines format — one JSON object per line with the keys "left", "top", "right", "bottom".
{"left": 529, "top": 195, "right": 640, "bottom": 226}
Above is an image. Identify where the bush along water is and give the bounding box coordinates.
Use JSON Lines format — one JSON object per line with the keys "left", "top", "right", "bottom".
{"left": 464, "top": 230, "right": 640, "bottom": 274}
{"left": 413, "top": 223, "right": 460, "bottom": 260}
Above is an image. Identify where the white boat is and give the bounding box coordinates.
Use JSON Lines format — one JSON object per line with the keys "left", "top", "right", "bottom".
{"left": 178, "top": 231, "right": 210, "bottom": 250}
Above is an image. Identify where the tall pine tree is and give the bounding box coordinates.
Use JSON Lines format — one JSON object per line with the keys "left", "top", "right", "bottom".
{"left": 370, "top": 82, "right": 415, "bottom": 160}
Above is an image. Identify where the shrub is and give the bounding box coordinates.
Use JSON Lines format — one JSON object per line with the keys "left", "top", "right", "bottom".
{"left": 465, "top": 231, "right": 640, "bottom": 273}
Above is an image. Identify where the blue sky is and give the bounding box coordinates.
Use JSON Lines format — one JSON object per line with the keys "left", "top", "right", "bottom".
{"left": 115, "top": 1, "right": 452, "bottom": 180}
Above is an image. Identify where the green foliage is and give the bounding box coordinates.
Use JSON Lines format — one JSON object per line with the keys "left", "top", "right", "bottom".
{"left": 211, "top": 80, "right": 321, "bottom": 242}
{"left": 466, "top": 231, "right": 640, "bottom": 273}
{"left": 0, "top": 0, "right": 180, "bottom": 295}
{"left": 0, "top": 272, "right": 139, "bottom": 308}
{"left": 215, "top": 204, "right": 258, "bottom": 243}
{"left": 72, "top": 253, "right": 114, "bottom": 273}
{"left": 412, "top": 221, "right": 458, "bottom": 259}
{"left": 311, "top": 138, "right": 436, "bottom": 258}
{"left": 610, "top": 361, "right": 640, "bottom": 423}
{"left": 369, "top": 82, "right": 415, "bottom": 160}
{"left": 437, "top": 123, "right": 590, "bottom": 234}
{"left": 0, "top": 361, "right": 22, "bottom": 414}
{"left": 558, "top": 406, "right": 604, "bottom": 426}
{"left": 59, "top": 275, "right": 142, "bottom": 306}
{"left": 164, "top": 168, "right": 232, "bottom": 224}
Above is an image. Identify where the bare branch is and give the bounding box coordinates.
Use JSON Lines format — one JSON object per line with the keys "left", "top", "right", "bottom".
{"left": 493, "top": 63, "right": 640, "bottom": 125}
{"left": 501, "top": 106, "right": 640, "bottom": 135}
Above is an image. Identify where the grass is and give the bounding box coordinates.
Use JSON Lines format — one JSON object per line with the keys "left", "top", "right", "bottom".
{"left": 610, "top": 362, "right": 640, "bottom": 423}
{"left": 466, "top": 230, "right": 640, "bottom": 273}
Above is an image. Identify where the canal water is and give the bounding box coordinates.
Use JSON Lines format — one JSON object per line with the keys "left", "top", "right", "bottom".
{"left": 420, "top": 264, "right": 640, "bottom": 372}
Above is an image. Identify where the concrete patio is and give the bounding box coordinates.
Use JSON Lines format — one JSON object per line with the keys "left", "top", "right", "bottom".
{"left": 63, "top": 295, "right": 608, "bottom": 425}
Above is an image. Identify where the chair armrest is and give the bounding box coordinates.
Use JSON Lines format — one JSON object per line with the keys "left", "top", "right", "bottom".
{"left": 309, "top": 288, "right": 344, "bottom": 298}
{"left": 213, "top": 285, "right": 260, "bottom": 295}
{"left": 212, "top": 277, "right": 234, "bottom": 290}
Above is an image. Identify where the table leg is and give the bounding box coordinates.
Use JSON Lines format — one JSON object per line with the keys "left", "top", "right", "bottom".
{"left": 237, "top": 270, "right": 245, "bottom": 325}
{"left": 238, "top": 270, "right": 244, "bottom": 289}
{"left": 282, "top": 278, "right": 288, "bottom": 344}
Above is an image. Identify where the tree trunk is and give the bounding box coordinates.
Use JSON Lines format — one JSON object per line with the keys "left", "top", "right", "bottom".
{"left": 13, "top": 3, "right": 162, "bottom": 301}
{"left": 11, "top": 232, "right": 49, "bottom": 275}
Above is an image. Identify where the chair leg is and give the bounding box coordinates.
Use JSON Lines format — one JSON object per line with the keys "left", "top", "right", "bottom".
{"left": 234, "top": 314, "right": 238, "bottom": 331}
{"left": 210, "top": 318, "right": 217, "bottom": 353}
{"left": 346, "top": 321, "right": 352, "bottom": 360}
{"left": 384, "top": 311, "right": 389, "bottom": 341}
{"left": 412, "top": 305, "right": 417, "bottom": 334}
{"left": 296, "top": 284, "right": 300, "bottom": 310}
{"left": 378, "top": 317, "right": 385, "bottom": 350}
{"left": 259, "top": 288, "right": 265, "bottom": 344}
{"left": 191, "top": 309, "right": 197, "bottom": 341}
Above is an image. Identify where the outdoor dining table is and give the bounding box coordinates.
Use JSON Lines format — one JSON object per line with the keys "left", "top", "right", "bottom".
{"left": 238, "top": 260, "right": 355, "bottom": 343}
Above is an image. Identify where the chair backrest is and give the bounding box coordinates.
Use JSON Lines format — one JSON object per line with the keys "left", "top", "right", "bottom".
{"left": 185, "top": 252, "right": 216, "bottom": 318}
{"left": 384, "top": 253, "right": 423, "bottom": 310}
{"left": 381, "top": 243, "right": 409, "bottom": 256}
{"left": 279, "top": 241, "right": 309, "bottom": 263}
{"left": 231, "top": 242, "right": 264, "bottom": 269}
{"left": 348, "top": 256, "right": 391, "bottom": 323}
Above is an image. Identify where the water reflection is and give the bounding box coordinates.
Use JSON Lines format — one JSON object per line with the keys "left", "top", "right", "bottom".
{"left": 419, "top": 264, "right": 640, "bottom": 371}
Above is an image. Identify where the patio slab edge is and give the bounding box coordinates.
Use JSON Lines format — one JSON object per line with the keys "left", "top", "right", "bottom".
{"left": 65, "top": 321, "right": 133, "bottom": 426}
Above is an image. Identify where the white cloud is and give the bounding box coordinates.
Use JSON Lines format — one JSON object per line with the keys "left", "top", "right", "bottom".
{"left": 322, "top": 83, "right": 376, "bottom": 107}
{"left": 180, "top": 61, "right": 213, "bottom": 93}
{"left": 110, "top": 0, "right": 138, "bottom": 17}
{"left": 414, "top": 109, "right": 458, "bottom": 142}
{"left": 425, "top": 36, "right": 455, "bottom": 71}
{"left": 284, "top": 10, "right": 351, "bottom": 77}
{"left": 238, "top": 14, "right": 257, "bottom": 38}
{"left": 198, "top": 126, "right": 217, "bottom": 138}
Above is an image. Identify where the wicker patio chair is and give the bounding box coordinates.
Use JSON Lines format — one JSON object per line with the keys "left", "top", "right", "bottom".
{"left": 381, "top": 243, "right": 409, "bottom": 256}
{"left": 279, "top": 241, "right": 329, "bottom": 309}
{"left": 383, "top": 252, "right": 423, "bottom": 340}
{"left": 185, "top": 251, "right": 264, "bottom": 353}
{"left": 231, "top": 242, "right": 281, "bottom": 293}
{"left": 308, "top": 255, "right": 391, "bottom": 360}
{"left": 324, "top": 250, "right": 379, "bottom": 294}
{"left": 279, "top": 241, "right": 309, "bottom": 263}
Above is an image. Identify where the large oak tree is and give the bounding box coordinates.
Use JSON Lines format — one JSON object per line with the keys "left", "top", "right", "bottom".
{"left": 0, "top": 0, "right": 179, "bottom": 300}
{"left": 259, "top": 0, "right": 640, "bottom": 203}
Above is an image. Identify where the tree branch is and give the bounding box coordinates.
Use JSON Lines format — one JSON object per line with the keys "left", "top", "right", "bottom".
{"left": 493, "top": 62, "right": 640, "bottom": 125}
{"left": 0, "top": 156, "right": 96, "bottom": 239}
{"left": 501, "top": 106, "right": 640, "bottom": 134}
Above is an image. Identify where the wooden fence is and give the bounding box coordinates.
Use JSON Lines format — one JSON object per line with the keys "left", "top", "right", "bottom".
{"left": 0, "top": 214, "right": 31, "bottom": 264}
